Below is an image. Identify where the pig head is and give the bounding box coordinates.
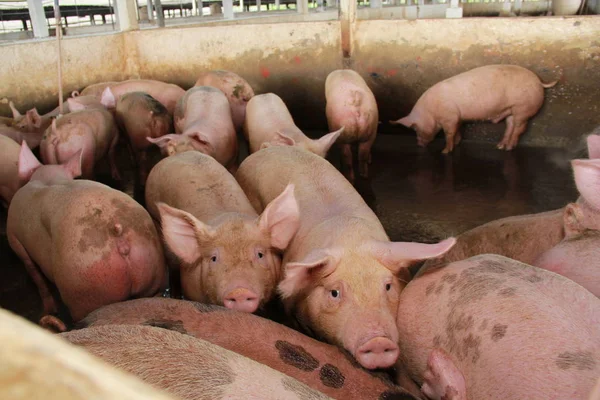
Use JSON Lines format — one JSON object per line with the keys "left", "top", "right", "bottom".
{"left": 157, "top": 185, "right": 300, "bottom": 312}
{"left": 278, "top": 236, "right": 456, "bottom": 369}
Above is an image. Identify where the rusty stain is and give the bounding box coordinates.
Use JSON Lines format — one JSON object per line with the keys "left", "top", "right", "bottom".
{"left": 293, "top": 56, "right": 302, "bottom": 65}
{"left": 260, "top": 67, "right": 271, "bottom": 79}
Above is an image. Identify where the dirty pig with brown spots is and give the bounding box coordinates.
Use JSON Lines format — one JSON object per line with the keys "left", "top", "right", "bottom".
{"left": 397, "top": 254, "right": 600, "bottom": 400}
{"left": 76, "top": 297, "right": 421, "bottom": 400}
{"left": 7, "top": 142, "right": 166, "bottom": 328}
{"left": 235, "top": 145, "right": 456, "bottom": 370}
{"left": 145, "top": 151, "right": 299, "bottom": 313}
{"left": 61, "top": 324, "right": 334, "bottom": 400}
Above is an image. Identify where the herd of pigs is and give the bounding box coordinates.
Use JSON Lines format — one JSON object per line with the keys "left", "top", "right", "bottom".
{"left": 1, "top": 63, "right": 599, "bottom": 400}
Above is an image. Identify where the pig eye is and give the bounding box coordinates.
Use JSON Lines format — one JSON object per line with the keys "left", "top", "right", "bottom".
{"left": 258, "top": 251, "right": 264, "bottom": 259}
{"left": 330, "top": 289, "right": 340, "bottom": 299}
{"left": 210, "top": 255, "right": 217, "bottom": 263}
{"left": 385, "top": 283, "right": 392, "bottom": 291}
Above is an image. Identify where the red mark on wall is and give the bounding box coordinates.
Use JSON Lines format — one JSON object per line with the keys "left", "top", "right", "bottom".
{"left": 386, "top": 69, "right": 398, "bottom": 77}
{"left": 260, "top": 67, "right": 271, "bottom": 78}
{"left": 293, "top": 56, "right": 302, "bottom": 65}
{"left": 292, "top": 77, "right": 299, "bottom": 83}
{"left": 416, "top": 56, "right": 422, "bottom": 61}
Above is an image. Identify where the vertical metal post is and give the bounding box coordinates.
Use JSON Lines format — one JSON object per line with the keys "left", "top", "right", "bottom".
{"left": 154, "top": 0, "right": 165, "bottom": 26}
{"left": 27, "top": 0, "right": 49, "bottom": 37}
{"left": 147, "top": 0, "right": 154, "bottom": 19}
{"left": 339, "top": 0, "right": 356, "bottom": 58}
{"left": 53, "top": 0, "right": 64, "bottom": 115}
{"left": 224, "top": 0, "right": 234, "bottom": 17}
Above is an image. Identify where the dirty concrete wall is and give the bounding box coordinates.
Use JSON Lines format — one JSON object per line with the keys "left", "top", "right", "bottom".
{"left": 1, "top": 16, "right": 599, "bottom": 146}
{"left": 352, "top": 17, "right": 600, "bottom": 147}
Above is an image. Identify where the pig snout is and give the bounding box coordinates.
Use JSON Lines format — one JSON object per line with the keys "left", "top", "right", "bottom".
{"left": 356, "top": 336, "right": 400, "bottom": 369}
{"left": 223, "top": 287, "right": 260, "bottom": 313}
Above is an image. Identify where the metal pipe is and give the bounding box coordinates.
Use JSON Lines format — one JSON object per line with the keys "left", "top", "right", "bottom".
{"left": 53, "top": 0, "right": 64, "bottom": 115}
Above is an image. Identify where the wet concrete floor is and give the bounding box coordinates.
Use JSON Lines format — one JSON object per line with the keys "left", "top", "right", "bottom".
{"left": 0, "top": 132, "right": 581, "bottom": 323}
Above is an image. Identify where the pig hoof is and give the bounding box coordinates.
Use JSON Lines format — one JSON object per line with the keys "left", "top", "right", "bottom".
{"left": 39, "top": 315, "right": 67, "bottom": 333}
{"left": 421, "top": 348, "right": 467, "bottom": 400}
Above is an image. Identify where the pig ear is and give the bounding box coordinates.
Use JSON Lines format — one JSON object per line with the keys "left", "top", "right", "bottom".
{"left": 17, "top": 141, "right": 43, "bottom": 183}
{"left": 147, "top": 134, "right": 176, "bottom": 148}
{"left": 572, "top": 159, "right": 600, "bottom": 210}
{"left": 156, "top": 202, "right": 215, "bottom": 265}
{"left": 62, "top": 149, "right": 83, "bottom": 179}
{"left": 365, "top": 237, "right": 457, "bottom": 275}
{"left": 258, "top": 184, "right": 300, "bottom": 250}
{"left": 389, "top": 115, "right": 412, "bottom": 128}
{"left": 563, "top": 203, "right": 585, "bottom": 238}
{"left": 100, "top": 87, "right": 116, "bottom": 108}
{"left": 9, "top": 101, "right": 22, "bottom": 120}
{"left": 270, "top": 131, "right": 296, "bottom": 147}
{"left": 67, "top": 98, "right": 87, "bottom": 113}
{"left": 587, "top": 134, "right": 600, "bottom": 160}
{"left": 26, "top": 108, "right": 42, "bottom": 128}
{"left": 190, "top": 132, "right": 210, "bottom": 146}
{"left": 278, "top": 249, "right": 339, "bottom": 298}
{"left": 314, "top": 126, "right": 343, "bottom": 156}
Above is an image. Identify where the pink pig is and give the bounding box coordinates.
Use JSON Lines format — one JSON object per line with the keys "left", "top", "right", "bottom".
{"left": 194, "top": 70, "right": 255, "bottom": 132}
{"left": 325, "top": 69, "right": 379, "bottom": 183}
{"left": 390, "top": 64, "right": 557, "bottom": 153}
{"left": 147, "top": 86, "right": 238, "bottom": 171}
{"left": 235, "top": 145, "right": 456, "bottom": 370}
{"left": 244, "top": 93, "right": 343, "bottom": 157}
{"left": 0, "top": 134, "right": 22, "bottom": 206}
{"left": 145, "top": 151, "right": 299, "bottom": 313}
{"left": 6, "top": 143, "right": 166, "bottom": 326}
{"left": 397, "top": 254, "right": 600, "bottom": 400}
{"left": 39, "top": 108, "right": 120, "bottom": 180}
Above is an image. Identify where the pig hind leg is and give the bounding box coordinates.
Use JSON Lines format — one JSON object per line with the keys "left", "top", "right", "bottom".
{"left": 340, "top": 143, "right": 355, "bottom": 183}
{"left": 7, "top": 234, "right": 59, "bottom": 317}
{"left": 497, "top": 115, "right": 515, "bottom": 150}
{"left": 421, "top": 348, "right": 467, "bottom": 400}
{"left": 505, "top": 117, "right": 529, "bottom": 150}
{"left": 358, "top": 131, "right": 377, "bottom": 178}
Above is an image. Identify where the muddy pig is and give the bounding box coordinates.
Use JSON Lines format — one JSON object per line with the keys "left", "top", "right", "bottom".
{"left": 195, "top": 70, "right": 255, "bottom": 132}
{"left": 325, "top": 69, "right": 379, "bottom": 183}
{"left": 390, "top": 64, "right": 558, "bottom": 153}
{"left": 244, "top": 93, "right": 343, "bottom": 157}
{"left": 235, "top": 145, "right": 456, "bottom": 370}
{"left": 421, "top": 134, "right": 600, "bottom": 272}
{"left": 147, "top": 86, "right": 238, "bottom": 171}
{"left": 78, "top": 297, "right": 421, "bottom": 400}
{"left": 40, "top": 108, "right": 120, "bottom": 181}
{"left": 96, "top": 80, "right": 185, "bottom": 115}
{"left": 0, "top": 134, "right": 22, "bottom": 206}
{"left": 7, "top": 142, "right": 166, "bottom": 325}
{"left": 115, "top": 92, "right": 172, "bottom": 185}
{"left": 146, "top": 151, "right": 299, "bottom": 312}
{"left": 0, "top": 308, "right": 176, "bottom": 400}
{"left": 62, "top": 324, "right": 333, "bottom": 400}
{"left": 396, "top": 254, "right": 600, "bottom": 400}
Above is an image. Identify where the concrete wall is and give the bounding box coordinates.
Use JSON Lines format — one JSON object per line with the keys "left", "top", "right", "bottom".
{"left": 1, "top": 16, "right": 599, "bottom": 147}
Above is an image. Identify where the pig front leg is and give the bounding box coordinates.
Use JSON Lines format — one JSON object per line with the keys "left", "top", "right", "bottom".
{"left": 7, "top": 234, "right": 58, "bottom": 318}
{"left": 441, "top": 120, "right": 461, "bottom": 154}
{"left": 421, "top": 348, "right": 467, "bottom": 400}
{"left": 340, "top": 143, "right": 355, "bottom": 183}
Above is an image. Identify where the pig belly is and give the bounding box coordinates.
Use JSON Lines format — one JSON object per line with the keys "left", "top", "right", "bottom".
{"left": 398, "top": 255, "right": 600, "bottom": 400}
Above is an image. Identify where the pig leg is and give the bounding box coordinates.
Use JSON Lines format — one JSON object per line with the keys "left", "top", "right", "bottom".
{"left": 505, "top": 118, "right": 529, "bottom": 150}
{"left": 358, "top": 132, "right": 376, "bottom": 179}
{"left": 441, "top": 121, "right": 460, "bottom": 154}
{"left": 340, "top": 143, "right": 355, "bottom": 183}
{"left": 497, "top": 115, "right": 515, "bottom": 150}
{"left": 7, "top": 235, "right": 58, "bottom": 316}
{"left": 421, "top": 348, "right": 467, "bottom": 400}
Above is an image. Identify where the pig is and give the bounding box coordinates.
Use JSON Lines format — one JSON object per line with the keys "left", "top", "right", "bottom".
{"left": 0, "top": 308, "right": 176, "bottom": 400}
{"left": 421, "top": 134, "right": 600, "bottom": 272}
{"left": 147, "top": 86, "right": 238, "bottom": 171}
{"left": 77, "top": 297, "right": 421, "bottom": 400}
{"left": 396, "top": 254, "right": 600, "bottom": 400}
{"left": 145, "top": 151, "right": 300, "bottom": 313}
{"left": 390, "top": 64, "right": 558, "bottom": 153}
{"left": 590, "top": 377, "right": 600, "bottom": 400}
{"left": 244, "top": 93, "right": 343, "bottom": 157}
{"left": 115, "top": 92, "right": 172, "bottom": 184}
{"left": 235, "top": 145, "right": 456, "bottom": 370}
{"left": 194, "top": 70, "right": 255, "bottom": 132}
{"left": 39, "top": 108, "right": 120, "bottom": 180}
{"left": 61, "top": 324, "right": 334, "bottom": 400}
{"left": 325, "top": 69, "right": 379, "bottom": 182}
{"left": 77, "top": 81, "right": 119, "bottom": 97}
{"left": 85, "top": 80, "right": 185, "bottom": 115}
{"left": 0, "top": 134, "right": 22, "bottom": 206}
{"left": 7, "top": 142, "right": 166, "bottom": 325}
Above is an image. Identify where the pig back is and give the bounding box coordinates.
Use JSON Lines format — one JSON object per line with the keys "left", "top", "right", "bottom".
{"left": 61, "top": 324, "right": 333, "bottom": 400}
{"left": 145, "top": 151, "right": 256, "bottom": 223}
{"left": 78, "top": 297, "right": 415, "bottom": 400}
{"left": 398, "top": 254, "right": 600, "bottom": 400}
{"left": 0, "top": 135, "right": 21, "bottom": 203}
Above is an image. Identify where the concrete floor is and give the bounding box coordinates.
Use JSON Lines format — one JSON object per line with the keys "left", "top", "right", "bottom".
{"left": 0, "top": 132, "right": 580, "bottom": 324}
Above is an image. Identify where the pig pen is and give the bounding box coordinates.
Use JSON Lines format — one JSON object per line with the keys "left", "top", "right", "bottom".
{"left": 0, "top": 15, "right": 597, "bottom": 327}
